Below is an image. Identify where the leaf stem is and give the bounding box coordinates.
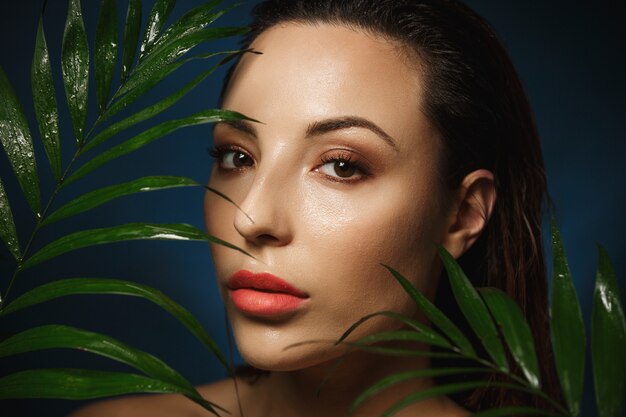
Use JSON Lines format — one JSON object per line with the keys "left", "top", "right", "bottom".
{"left": 1, "top": 44, "right": 146, "bottom": 308}
{"left": 1, "top": 149, "right": 83, "bottom": 307}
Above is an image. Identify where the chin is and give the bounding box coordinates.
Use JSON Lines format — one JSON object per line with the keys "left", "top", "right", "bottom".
{"left": 234, "top": 329, "right": 347, "bottom": 373}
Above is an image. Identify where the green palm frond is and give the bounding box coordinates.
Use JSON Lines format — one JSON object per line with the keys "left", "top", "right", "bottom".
{"left": 344, "top": 225, "right": 625, "bottom": 417}
{"left": 0, "top": 0, "right": 253, "bottom": 411}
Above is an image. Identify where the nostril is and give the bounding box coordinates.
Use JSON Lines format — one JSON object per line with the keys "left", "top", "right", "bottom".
{"left": 257, "top": 234, "right": 280, "bottom": 244}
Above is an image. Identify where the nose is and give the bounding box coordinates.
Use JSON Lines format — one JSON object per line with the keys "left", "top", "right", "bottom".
{"left": 233, "top": 174, "right": 293, "bottom": 247}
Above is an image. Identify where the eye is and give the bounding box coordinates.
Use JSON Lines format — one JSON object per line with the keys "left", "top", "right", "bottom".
{"left": 319, "top": 160, "right": 357, "bottom": 178}
{"left": 209, "top": 146, "right": 254, "bottom": 170}
{"left": 316, "top": 151, "right": 370, "bottom": 182}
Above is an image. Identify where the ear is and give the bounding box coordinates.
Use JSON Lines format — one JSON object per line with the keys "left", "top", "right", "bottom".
{"left": 441, "top": 169, "right": 496, "bottom": 258}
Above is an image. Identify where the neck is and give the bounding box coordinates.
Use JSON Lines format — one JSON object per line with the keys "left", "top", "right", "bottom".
{"left": 245, "top": 346, "right": 464, "bottom": 417}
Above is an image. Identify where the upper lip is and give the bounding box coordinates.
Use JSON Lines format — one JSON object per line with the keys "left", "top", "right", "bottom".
{"left": 227, "top": 270, "right": 309, "bottom": 298}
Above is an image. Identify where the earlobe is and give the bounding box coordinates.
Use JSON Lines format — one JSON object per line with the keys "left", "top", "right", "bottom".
{"left": 441, "top": 169, "right": 496, "bottom": 258}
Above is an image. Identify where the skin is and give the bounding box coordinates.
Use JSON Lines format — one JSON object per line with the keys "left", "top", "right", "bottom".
{"left": 69, "top": 22, "right": 495, "bottom": 417}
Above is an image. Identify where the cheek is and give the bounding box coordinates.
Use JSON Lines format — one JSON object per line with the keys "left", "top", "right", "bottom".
{"left": 298, "top": 177, "right": 444, "bottom": 311}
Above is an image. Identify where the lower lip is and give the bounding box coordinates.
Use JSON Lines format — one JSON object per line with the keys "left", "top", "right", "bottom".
{"left": 230, "top": 288, "right": 306, "bottom": 317}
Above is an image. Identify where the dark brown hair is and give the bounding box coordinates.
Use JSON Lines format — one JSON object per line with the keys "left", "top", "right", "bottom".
{"left": 223, "top": 0, "right": 559, "bottom": 411}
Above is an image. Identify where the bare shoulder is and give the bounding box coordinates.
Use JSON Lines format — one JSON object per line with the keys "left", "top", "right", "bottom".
{"left": 67, "top": 380, "right": 238, "bottom": 417}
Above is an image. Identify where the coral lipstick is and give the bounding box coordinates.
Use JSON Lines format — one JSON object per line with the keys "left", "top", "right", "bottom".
{"left": 227, "top": 270, "right": 308, "bottom": 317}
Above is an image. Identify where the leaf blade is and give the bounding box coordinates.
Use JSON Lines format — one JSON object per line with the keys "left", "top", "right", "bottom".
{"left": 0, "top": 177, "right": 21, "bottom": 260}
{"left": 42, "top": 176, "right": 199, "bottom": 226}
{"left": 382, "top": 264, "right": 476, "bottom": 356}
{"left": 61, "top": 0, "right": 90, "bottom": 144}
{"left": 0, "top": 325, "right": 220, "bottom": 412}
{"left": 350, "top": 367, "right": 488, "bottom": 414}
{"left": 592, "top": 245, "right": 626, "bottom": 417}
{"left": 337, "top": 310, "right": 452, "bottom": 350}
{"left": 66, "top": 110, "right": 250, "bottom": 186}
{"left": 0, "top": 67, "right": 41, "bottom": 215}
{"left": 0, "top": 278, "right": 229, "bottom": 370}
{"left": 95, "top": 0, "right": 118, "bottom": 113}
{"left": 148, "top": 0, "right": 221, "bottom": 55}
{"left": 353, "top": 330, "right": 452, "bottom": 347}
{"left": 550, "top": 222, "right": 585, "bottom": 417}
{"left": 32, "top": 16, "right": 62, "bottom": 181}
{"left": 437, "top": 246, "right": 508, "bottom": 371}
{"left": 138, "top": 0, "right": 175, "bottom": 60}
{"left": 21, "top": 223, "right": 197, "bottom": 270}
{"left": 84, "top": 53, "right": 236, "bottom": 153}
{"left": 0, "top": 369, "right": 180, "bottom": 400}
{"left": 121, "top": 0, "right": 142, "bottom": 82}
{"left": 118, "top": 26, "right": 247, "bottom": 100}
{"left": 479, "top": 287, "right": 541, "bottom": 388}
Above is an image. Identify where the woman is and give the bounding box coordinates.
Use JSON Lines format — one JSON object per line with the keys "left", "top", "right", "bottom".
{"left": 72, "top": 0, "right": 560, "bottom": 415}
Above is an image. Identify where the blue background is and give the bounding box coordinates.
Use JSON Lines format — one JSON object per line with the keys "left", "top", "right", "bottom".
{"left": 0, "top": 1, "right": 624, "bottom": 416}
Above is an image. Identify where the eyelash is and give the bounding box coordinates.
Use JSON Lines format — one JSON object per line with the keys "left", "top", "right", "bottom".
{"left": 317, "top": 150, "right": 371, "bottom": 183}
{"left": 209, "top": 145, "right": 254, "bottom": 171}
{"left": 209, "top": 145, "right": 371, "bottom": 183}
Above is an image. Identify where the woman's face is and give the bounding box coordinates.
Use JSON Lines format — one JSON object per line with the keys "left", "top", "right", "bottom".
{"left": 205, "top": 23, "right": 453, "bottom": 371}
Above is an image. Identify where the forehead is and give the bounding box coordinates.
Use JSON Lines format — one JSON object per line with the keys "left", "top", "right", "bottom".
{"left": 222, "top": 22, "right": 434, "bottom": 152}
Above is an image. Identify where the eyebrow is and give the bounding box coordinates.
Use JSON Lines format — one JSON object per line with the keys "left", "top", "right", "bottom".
{"left": 305, "top": 116, "right": 398, "bottom": 150}
{"left": 215, "top": 116, "right": 398, "bottom": 150}
{"left": 215, "top": 119, "right": 258, "bottom": 138}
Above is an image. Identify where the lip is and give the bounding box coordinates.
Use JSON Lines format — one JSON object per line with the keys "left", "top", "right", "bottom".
{"left": 227, "top": 270, "right": 309, "bottom": 317}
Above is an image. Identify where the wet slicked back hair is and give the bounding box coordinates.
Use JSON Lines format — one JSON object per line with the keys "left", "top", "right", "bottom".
{"left": 223, "top": 0, "right": 560, "bottom": 411}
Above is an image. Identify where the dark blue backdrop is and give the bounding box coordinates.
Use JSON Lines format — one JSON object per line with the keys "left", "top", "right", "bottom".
{"left": 1, "top": 1, "right": 624, "bottom": 416}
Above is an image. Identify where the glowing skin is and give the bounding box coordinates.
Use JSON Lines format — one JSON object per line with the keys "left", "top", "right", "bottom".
{"left": 206, "top": 22, "right": 450, "bottom": 371}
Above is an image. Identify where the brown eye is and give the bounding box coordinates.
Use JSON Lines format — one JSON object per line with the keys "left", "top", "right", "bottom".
{"left": 233, "top": 151, "right": 253, "bottom": 168}
{"left": 318, "top": 158, "right": 364, "bottom": 180}
{"left": 220, "top": 150, "right": 254, "bottom": 169}
{"left": 333, "top": 161, "right": 356, "bottom": 178}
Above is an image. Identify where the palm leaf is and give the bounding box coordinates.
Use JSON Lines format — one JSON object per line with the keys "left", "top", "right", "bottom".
{"left": 120, "top": 0, "right": 142, "bottom": 82}
{"left": 42, "top": 176, "right": 199, "bottom": 226}
{"left": 61, "top": 0, "right": 90, "bottom": 144}
{"left": 592, "top": 245, "right": 626, "bottom": 417}
{"left": 479, "top": 287, "right": 541, "bottom": 388}
{"left": 550, "top": 222, "right": 585, "bottom": 417}
{"left": 382, "top": 264, "right": 476, "bottom": 356}
{"left": 337, "top": 310, "right": 452, "bottom": 350}
{"left": 20, "top": 222, "right": 251, "bottom": 271}
{"left": 65, "top": 109, "right": 250, "bottom": 186}
{"left": 0, "top": 0, "right": 250, "bottom": 409}
{"left": 0, "top": 278, "right": 228, "bottom": 370}
{"left": 138, "top": 0, "right": 176, "bottom": 60}
{"left": 0, "top": 67, "right": 41, "bottom": 216}
{"left": 32, "top": 16, "right": 62, "bottom": 181}
{"left": 350, "top": 367, "right": 488, "bottom": 414}
{"left": 352, "top": 330, "right": 453, "bottom": 349}
{"left": 346, "top": 343, "right": 461, "bottom": 359}
{"left": 0, "top": 177, "right": 21, "bottom": 260}
{"left": 0, "top": 325, "right": 221, "bottom": 413}
{"left": 137, "top": 3, "right": 240, "bottom": 78}
{"left": 115, "top": 26, "right": 247, "bottom": 103}
{"left": 0, "top": 369, "right": 181, "bottom": 400}
{"left": 150, "top": 0, "right": 222, "bottom": 50}
{"left": 95, "top": 0, "right": 118, "bottom": 113}
{"left": 84, "top": 51, "right": 243, "bottom": 154}
{"left": 437, "top": 246, "right": 508, "bottom": 372}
